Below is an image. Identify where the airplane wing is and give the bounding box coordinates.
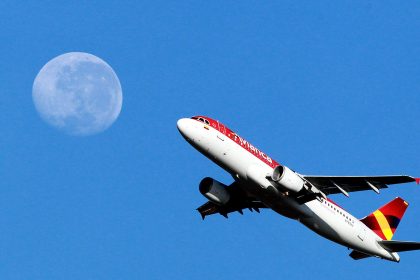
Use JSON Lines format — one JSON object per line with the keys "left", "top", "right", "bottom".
{"left": 303, "top": 175, "right": 417, "bottom": 196}
{"left": 197, "top": 180, "right": 268, "bottom": 219}
{"left": 197, "top": 200, "right": 267, "bottom": 220}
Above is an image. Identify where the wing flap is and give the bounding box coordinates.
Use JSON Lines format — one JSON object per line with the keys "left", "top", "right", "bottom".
{"left": 303, "top": 175, "right": 415, "bottom": 195}
{"left": 196, "top": 180, "right": 268, "bottom": 219}
{"left": 197, "top": 200, "right": 267, "bottom": 220}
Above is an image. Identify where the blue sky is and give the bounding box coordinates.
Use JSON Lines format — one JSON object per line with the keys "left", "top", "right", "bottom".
{"left": 1, "top": 1, "right": 420, "bottom": 279}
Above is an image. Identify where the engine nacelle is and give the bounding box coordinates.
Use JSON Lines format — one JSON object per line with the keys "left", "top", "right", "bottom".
{"left": 271, "top": 165, "right": 305, "bottom": 193}
{"left": 199, "top": 177, "right": 230, "bottom": 205}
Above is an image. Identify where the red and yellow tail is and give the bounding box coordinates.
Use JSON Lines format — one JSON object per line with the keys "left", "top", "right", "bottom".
{"left": 360, "top": 197, "right": 409, "bottom": 240}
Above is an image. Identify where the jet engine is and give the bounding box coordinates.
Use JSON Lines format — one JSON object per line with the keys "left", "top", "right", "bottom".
{"left": 271, "top": 165, "right": 306, "bottom": 193}
{"left": 199, "top": 177, "right": 230, "bottom": 205}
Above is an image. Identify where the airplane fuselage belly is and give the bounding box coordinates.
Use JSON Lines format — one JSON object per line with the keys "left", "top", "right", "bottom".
{"left": 184, "top": 119, "right": 396, "bottom": 261}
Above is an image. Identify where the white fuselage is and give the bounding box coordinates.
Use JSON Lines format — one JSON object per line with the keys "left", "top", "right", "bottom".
{"left": 177, "top": 118, "right": 399, "bottom": 261}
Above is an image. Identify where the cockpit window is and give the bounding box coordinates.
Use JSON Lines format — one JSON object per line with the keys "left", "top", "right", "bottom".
{"left": 196, "top": 117, "right": 210, "bottom": 125}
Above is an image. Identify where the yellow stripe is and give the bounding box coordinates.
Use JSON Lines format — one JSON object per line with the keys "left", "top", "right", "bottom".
{"left": 373, "top": 210, "right": 393, "bottom": 240}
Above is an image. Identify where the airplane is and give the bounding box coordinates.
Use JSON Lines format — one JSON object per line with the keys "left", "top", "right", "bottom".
{"left": 177, "top": 115, "right": 420, "bottom": 262}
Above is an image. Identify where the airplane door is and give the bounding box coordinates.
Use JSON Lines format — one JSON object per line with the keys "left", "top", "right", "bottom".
{"left": 218, "top": 122, "right": 226, "bottom": 134}
{"left": 217, "top": 121, "right": 226, "bottom": 142}
{"left": 358, "top": 227, "right": 366, "bottom": 241}
{"left": 215, "top": 121, "right": 229, "bottom": 158}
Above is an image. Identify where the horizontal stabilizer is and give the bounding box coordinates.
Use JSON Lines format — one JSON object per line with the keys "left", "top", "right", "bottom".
{"left": 349, "top": 250, "right": 372, "bottom": 260}
{"left": 378, "top": 240, "right": 420, "bottom": 252}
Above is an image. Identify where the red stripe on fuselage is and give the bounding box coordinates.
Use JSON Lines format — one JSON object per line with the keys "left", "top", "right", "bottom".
{"left": 191, "top": 116, "right": 280, "bottom": 168}
{"left": 191, "top": 116, "right": 345, "bottom": 210}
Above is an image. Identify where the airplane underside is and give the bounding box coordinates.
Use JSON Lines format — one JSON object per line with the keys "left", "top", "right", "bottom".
{"left": 177, "top": 116, "right": 420, "bottom": 262}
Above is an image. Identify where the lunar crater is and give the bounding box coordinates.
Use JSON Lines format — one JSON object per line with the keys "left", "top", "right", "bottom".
{"left": 32, "top": 52, "right": 123, "bottom": 136}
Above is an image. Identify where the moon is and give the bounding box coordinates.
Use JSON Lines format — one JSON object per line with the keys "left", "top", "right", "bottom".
{"left": 32, "top": 52, "right": 123, "bottom": 136}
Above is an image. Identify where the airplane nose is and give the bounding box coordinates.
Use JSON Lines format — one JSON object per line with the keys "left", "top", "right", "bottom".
{"left": 177, "top": 118, "right": 189, "bottom": 137}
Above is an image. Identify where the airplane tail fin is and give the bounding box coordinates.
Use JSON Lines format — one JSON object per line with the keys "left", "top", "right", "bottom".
{"left": 360, "top": 197, "right": 409, "bottom": 240}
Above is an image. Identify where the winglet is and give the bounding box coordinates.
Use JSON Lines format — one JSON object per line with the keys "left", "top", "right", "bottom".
{"left": 415, "top": 178, "right": 420, "bottom": 185}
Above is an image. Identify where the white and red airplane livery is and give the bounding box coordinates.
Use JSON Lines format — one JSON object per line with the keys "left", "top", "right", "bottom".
{"left": 177, "top": 115, "right": 420, "bottom": 262}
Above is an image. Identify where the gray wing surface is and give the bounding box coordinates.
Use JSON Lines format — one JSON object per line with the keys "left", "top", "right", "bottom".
{"left": 197, "top": 200, "right": 267, "bottom": 220}
{"left": 303, "top": 175, "right": 416, "bottom": 195}
{"left": 196, "top": 181, "right": 267, "bottom": 219}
